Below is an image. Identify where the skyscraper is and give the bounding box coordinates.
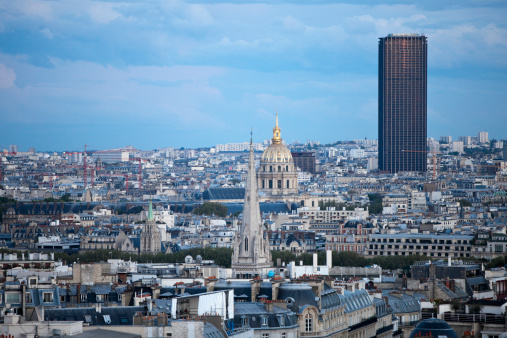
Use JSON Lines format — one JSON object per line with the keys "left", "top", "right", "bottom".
{"left": 378, "top": 34, "right": 427, "bottom": 173}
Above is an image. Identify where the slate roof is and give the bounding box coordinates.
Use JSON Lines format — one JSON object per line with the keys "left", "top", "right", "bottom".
{"left": 204, "top": 322, "right": 227, "bottom": 338}
{"left": 223, "top": 202, "right": 291, "bottom": 215}
{"left": 44, "top": 306, "right": 145, "bottom": 325}
{"left": 71, "top": 328, "right": 141, "bottom": 338}
{"left": 277, "top": 283, "right": 318, "bottom": 312}
{"left": 234, "top": 302, "right": 299, "bottom": 330}
{"left": 214, "top": 280, "right": 252, "bottom": 299}
{"left": 339, "top": 290, "right": 372, "bottom": 313}
{"left": 437, "top": 283, "right": 469, "bottom": 300}
{"left": 382, "top": 290, "right": 424, "bottom": 314}
{"left": 203, "top": 188, "right": 245, "bottom": 201}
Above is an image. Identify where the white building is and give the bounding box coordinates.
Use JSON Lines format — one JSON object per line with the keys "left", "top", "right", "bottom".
{"left": 349, "top": 148, "right": 365, "bottom": 158}
{"left": 477, "top": 131, "right": 489, "bottom": 143}
{"left": 451, "top": 141, "right": 464, "bottom": 154}
{"left": 459, "top": 136, "right": 472, "bottom": 146}
{"left": 440, "top": 136, "right": 452, "bottom": 143}
{"left": 215, "top": 142, "right": 265, "bottom": 152}
{"left": 91, "top": 150, "right": 129, "bottom": 163}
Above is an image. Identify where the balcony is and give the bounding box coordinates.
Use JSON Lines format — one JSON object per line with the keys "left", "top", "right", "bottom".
{"left": 376, "top": 324, "right": 394, "bottom": 335}
{"left": 443, "top": 312, "right": 505, "bottom": 324}
{"left": 399, "top": 320, "right": 420, "bottom": 327}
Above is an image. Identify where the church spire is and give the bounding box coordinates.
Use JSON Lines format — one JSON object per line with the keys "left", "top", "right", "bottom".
{"left": 148, "top": 197, "right": 154, "bottom": 222}
{"left": 243, "top": 130, "right": 261, "bottom": 237}
{"left": 272, "top": 112, "right": 282, "bottom": 145}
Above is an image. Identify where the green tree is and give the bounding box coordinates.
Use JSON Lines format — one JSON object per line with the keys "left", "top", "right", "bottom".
{"left": 367, "top": 193, "right": 383, "bottom": 215}
{"left": 458, "top": 199, "right": 472, "bottom": 207}
{"left": 193, "top": 202, "right": 228, "bottom": 217}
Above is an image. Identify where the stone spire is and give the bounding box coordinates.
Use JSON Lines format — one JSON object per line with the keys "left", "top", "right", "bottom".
{"left": 241, "top": 133, "right": 262, "bottom": 241}
{"left": 232, "top": 131, "right": 272, "bottom": 278}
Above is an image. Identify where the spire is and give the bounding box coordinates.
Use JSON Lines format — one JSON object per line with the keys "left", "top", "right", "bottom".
{"left": 148, "top": 196, "right": 154, "bottom": 222}
{"left": 242, "top": 132, "right": 262, "bottom": 237}
{"left": 272, "top": 112, "right": 282, "bottom": 145}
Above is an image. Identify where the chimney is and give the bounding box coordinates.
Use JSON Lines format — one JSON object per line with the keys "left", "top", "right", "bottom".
{"left": 77, "top": 285, "right": 81, "bottom": 304}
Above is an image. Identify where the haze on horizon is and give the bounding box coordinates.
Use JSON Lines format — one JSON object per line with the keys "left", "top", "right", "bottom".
{"left": 0, "top": 0, "right": 506, "bottom": 152}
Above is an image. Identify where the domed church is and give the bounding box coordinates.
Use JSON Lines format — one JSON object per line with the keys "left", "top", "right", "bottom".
{"left": 257, "top": 114, "right": 298, "bottom": 196}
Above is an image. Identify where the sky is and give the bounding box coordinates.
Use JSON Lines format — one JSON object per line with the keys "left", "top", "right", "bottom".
{"left": 0, "top": 0, "right": 506, "bottom": 151}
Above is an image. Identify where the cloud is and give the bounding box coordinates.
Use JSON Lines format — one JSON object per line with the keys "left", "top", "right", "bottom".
{"left": 85, "top": 2, "right": 122, "bottom": 24}
{"left": 0, "top": 64, "right": 16, "bottom": 88}
{"left": 40, "top": 28, "right": 53, "bottom": 39}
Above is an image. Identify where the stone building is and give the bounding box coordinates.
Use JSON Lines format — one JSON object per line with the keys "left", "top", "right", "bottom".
{"left": 257, "top": 114, "right": 298, "bottom": 196}
{"left": 140, "top": 199, "right": 162, "bottom": 254}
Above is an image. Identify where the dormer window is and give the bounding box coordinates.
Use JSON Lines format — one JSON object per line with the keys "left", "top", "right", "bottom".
{"left": 242, "top": 316, "right": 249, "bottom": 327}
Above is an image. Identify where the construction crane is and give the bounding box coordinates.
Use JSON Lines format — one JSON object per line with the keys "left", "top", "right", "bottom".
{"left": 401, "top": 149, "right": 441, "bottom": 180}
{"left": 130, "top": 157, "right": 150, "bottom": 191}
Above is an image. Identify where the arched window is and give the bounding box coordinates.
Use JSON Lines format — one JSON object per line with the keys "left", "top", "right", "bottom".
{"left": 278, "top": 165, "right": 281, "bottom": 172}
{"left": 270, "top": 166, "right": 272, "bottom": 172}
{"left": 286, "top": 165, "right": 288, "bottom": 171}
{"left": 305, "top": 313, "right": 313, "bottom": 332}
{"left": 244, "top": 237, "right": 248, "bottom": 252}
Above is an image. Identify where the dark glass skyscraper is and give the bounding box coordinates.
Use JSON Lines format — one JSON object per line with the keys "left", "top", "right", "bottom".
{"left": 379, "top": 34, "right": 427, "bottom": 173}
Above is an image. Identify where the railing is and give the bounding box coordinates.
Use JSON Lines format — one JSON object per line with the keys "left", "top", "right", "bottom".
{"left": 443, "top": 312, "right": 505, "bottom": 324}
{"left": 376, "top": 324, "right": 394, "bottom": 335}
{"left": 229, "top": 326, "right": 251, "bottom": 336}
{"left": 399, "top": 320, "right": 420, "bottom": 327}
{"left": 349, "top": 316, "right": 378, "bottom": 332}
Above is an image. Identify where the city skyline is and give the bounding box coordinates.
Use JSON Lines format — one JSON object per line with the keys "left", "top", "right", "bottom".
{"left": 1, "top": 1, "right": 507, "bottom": 151}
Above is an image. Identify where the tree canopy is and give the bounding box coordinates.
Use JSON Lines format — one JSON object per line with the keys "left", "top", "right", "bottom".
{"left": 193, "top": 202, "right": 228, "bottom": 217}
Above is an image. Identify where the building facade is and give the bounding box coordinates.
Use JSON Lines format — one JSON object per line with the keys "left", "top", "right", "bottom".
{"left": 257, "top": 115, "right": 298, "bottom": 196}
{"left": 291, "top": 151, "right": 316, "bottom": 174}
{"left": 378, "top": 34, "right": 427, "bottom": 173}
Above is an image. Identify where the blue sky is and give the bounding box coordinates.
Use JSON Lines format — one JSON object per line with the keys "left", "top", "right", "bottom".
{"left": 0, "top": 0, "right": 506, "bottom": 151}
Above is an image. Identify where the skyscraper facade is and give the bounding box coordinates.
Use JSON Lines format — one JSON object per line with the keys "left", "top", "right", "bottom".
{"left": 378, "top": 34, "right": 427, "bottom": 173}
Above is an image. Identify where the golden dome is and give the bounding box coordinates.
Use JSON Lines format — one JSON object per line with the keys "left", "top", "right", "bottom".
{"left": 261, "top": 113, "right": 293, "bottom": 163}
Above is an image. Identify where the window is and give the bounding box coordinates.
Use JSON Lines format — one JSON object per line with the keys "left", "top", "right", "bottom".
{"left": 80, "top": 294, "right": 87, "bottom": 302}
{"left": 282, "top": 334, "right": 286, "bottom": 338}
{"left": 25, "top": 292, "right": 32, "bottom": 304}
{"left": 305, "top": 313, "right": 313, "bottom": 332}
{"left": 262, "top": 334, "right": 269, "bottom": 338}
{"left": 43, "top": 292, "right": 54, "bottom": 303}
{"left": 243, "top": 317, "right": 249, "bottom": 327}
{"left": 6, "top": 293, "right": 20, "bottom": 304}
{"left": 244, "top": 237, "right": 248, "bottom": 252}
{"left": 261, "top": 316, "right": 268, "bottom": 326}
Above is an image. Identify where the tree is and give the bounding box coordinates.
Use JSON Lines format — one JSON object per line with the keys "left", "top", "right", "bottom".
{"left": 458, "top": 199, "right": 472, "bottom": 207}
{"left": 451, "top": 299, "right": 461, "bottom": 313}
{"left": 193, "top": 202, "right": 228, "bottom": 217}
{"left": 367, "top": 193, "right": 383, "bottom": 215}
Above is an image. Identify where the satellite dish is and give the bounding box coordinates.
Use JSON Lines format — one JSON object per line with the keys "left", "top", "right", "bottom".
{"left": 185, "top": 255, "right": 193, "bottom": 264}
{"left": 196, "top": 255, "right": 202, "bottom": 263}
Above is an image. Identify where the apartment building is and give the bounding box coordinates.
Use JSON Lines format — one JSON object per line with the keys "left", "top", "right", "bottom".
{"left": 366, "top": 234, "right": 474, "bottom": 258}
